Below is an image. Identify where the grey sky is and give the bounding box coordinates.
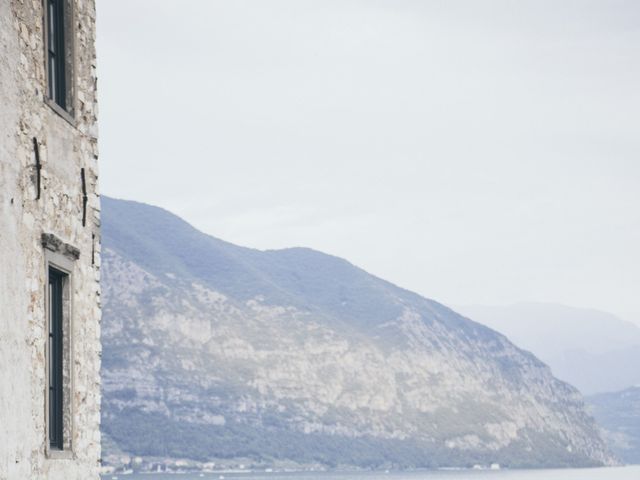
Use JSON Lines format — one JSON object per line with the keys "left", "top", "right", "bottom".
{"left": 96, "top": 1, "right": 640, "bottom": 322}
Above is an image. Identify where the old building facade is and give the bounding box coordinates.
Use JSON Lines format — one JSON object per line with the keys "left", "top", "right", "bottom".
{"left": 0, "top": 0, "right": 101, "bottom": 479}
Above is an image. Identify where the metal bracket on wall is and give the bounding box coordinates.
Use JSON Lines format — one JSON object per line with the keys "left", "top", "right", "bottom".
{"left": 80, "top": 168, "right": 88, "bottom": 227}
{"left": 33, "top": 137, "right": 42, "bottom": 200}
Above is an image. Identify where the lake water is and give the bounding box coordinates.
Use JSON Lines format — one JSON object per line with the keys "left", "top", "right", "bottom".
{"left": 102, "top": 465, "right": 640, "bottom": 480}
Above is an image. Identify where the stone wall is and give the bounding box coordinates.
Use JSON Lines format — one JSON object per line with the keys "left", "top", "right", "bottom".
{"left": 0, "top": 0, "right": 101, "bottom": 479}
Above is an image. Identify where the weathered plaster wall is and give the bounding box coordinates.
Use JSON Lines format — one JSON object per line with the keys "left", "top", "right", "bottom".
{"left": 0, "top": 1, "right": 101, "bottom": 479}
{"left": 0, "top": 4, "right": 31, "bottom": 479}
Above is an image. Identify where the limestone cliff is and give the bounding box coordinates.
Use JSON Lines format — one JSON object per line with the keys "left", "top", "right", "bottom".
{"left": 100, "top": 196, "right": 611, "bottom": 470}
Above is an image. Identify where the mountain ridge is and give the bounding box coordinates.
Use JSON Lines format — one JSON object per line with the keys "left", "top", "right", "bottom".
{"left": 458, "top": 303, "right": 640, "bottom": 394}
{"left": 99, "top": 196, "right": 612, "bottom": 472}
{"left": 102, "top": 197, "right": 505, "bottom": 341}
{"left": 587, "top": 386, "right": 640, "bottom": 464}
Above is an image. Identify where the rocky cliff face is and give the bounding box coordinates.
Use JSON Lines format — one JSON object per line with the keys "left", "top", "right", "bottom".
{"left": 100, "top": 197, "right": 611, "bottom": 470}
{"left": 587, "top": 387, "right": 640, "bottom": 464}
{"left": 457, "top": 303, "right": 640, "bottom": 395}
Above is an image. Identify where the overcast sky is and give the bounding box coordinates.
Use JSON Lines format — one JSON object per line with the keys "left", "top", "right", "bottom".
{"left": 96, "top": 1, "right": 640, "bottom": 323}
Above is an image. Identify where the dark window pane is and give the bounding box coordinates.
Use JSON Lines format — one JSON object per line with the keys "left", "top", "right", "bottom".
{"left": 48, "top": 2, "right": 56, "bottom": 54}
{"left": 48, "top": 268, "right": 65, "bottom": 450}
{"left": 48, "top": 55, "right": 56, "bottom": 100}
{"left": 46, "top": 0, "right": 67, "bottom": 110}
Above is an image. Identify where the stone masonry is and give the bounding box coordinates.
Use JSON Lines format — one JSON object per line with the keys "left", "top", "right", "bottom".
{"left": 0, "top": 0, "right": 101, "bottom": 479}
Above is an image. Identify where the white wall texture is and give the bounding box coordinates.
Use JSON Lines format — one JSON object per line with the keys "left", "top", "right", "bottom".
{"left": 0, "top": 0, "right": 101, "bottom": 478}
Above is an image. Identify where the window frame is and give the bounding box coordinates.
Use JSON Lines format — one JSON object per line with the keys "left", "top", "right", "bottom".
{"left": 42, "top": 0, "right": 76, "bottom": 124}
{"left": 44, "top": 250, "right": 75, "bottom": 459}
{"left": 48, "top": 267, "right": 65, "bottom": 450}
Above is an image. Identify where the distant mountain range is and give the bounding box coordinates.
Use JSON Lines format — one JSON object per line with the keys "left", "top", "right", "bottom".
{"left": 587, "top": 387, "right": 640, "bottom": 464}
{"left": 456, "top": 303, "right": 640, "bottom": 464}
{"left": 457, "top": 303, "right": 640, "bottom": 395}
{"left": 99, "top": 196, "right": 612, "bottom": 472}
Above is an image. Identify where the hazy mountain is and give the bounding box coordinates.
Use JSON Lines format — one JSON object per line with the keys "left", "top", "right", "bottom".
{"left": 457, "top": 303, "right": 640, "bottom": 395}
{"left": 587, "top": 387, "right": 640, "bottom": 464}
{"left": 100, "top": 197, "right": 611, "bottom": 471}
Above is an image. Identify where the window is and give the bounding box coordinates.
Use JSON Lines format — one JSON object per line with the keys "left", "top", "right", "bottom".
{"left": 48, "top": 267, "right": 66, "bottom": 450}
{"left": 42, "top": 233, "right": 78, "bottom": 457}
{"left": 45, "top": 0, "right": 71, "bottom": 112}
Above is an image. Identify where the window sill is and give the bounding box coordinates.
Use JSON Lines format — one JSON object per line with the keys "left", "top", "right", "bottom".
{"left": 44, "top": 96, "right": 77, "bottom": 128}
{"left": 46, "top": 449, "right": 74, "bottom": 460}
